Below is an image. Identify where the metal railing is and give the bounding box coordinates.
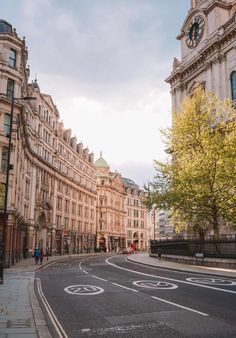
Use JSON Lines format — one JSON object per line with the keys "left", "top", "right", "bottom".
{"left": 150, "top": 238, "right": 236, "bottom": 259}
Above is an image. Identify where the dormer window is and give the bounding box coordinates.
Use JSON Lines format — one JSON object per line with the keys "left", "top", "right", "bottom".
{"left": 9, "top": 49, "right": 16, "bottom": 68}
{"left": 230, "top": 71, "right": 236, "bottom": 100}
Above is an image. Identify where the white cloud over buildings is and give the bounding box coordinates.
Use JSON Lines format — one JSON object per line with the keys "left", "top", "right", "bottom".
{"left": 2, "top": 0, "right": 189, "bottom": 186}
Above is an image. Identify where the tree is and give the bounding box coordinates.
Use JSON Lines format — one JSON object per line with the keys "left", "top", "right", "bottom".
{"left": 145, "top": 87, "right": 236, "bottom": 239}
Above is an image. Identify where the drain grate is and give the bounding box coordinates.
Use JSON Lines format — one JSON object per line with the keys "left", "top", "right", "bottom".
{"left": 7, "top": 319, "right": 31, "bottom": 328}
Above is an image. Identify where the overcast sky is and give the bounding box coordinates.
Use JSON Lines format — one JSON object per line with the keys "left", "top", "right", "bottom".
{"left": 2, "top": 0, "right": 190, "bottom": 187}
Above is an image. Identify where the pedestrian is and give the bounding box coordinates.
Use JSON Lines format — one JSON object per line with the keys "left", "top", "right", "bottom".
{"left": 46, "top": 247, "right": 50, "bottom": 261}
{"left": 34, "top": 247, "right": 40, "bottom": 265}
{"left": 23, "top": 247, "right": 28, "bottom": 259}
{"left": 39, "top": 248, "right": 44, "bottom": 265}
{"left": 130, "top": 242, "right": 135, "bottom": 254}
{"left": 157, "top": 247, "right": 162, "bottom": 261}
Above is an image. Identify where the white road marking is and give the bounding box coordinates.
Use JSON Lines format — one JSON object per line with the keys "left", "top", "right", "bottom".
{"left": 91, "top": 275, "right": 108, "bottom": 282}
{"left": 36, "top": 278, "right": 68, "bottom": 338}
{"left": 151, "top": 296, "right": 208, "bottom": 316}
{"left": 64, "top": 285, "right": 104, "bottom": 296}
{"left": 186, "top": 277, "right": 236, "bottom": 286}
{"left": 133, "top": 280, "right": 178, "bottom": 290}
{"left": 79, "top": 261, "right": 89, "bottom": 274}
{"left": 106, "top": 257, "right": 236, "bottom": 294}
{"left": 112, "top": 282, "right": 139, "bottom": 292}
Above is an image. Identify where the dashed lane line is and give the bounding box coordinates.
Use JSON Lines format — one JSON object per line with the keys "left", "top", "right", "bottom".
{"left": 79, "top": 261, "right": 89, "bottom": 274}
{"left": 151, "top": 296, "right": 208, "bottom": 316}
{"left": 91, "top": 275, "right": 108, "bottom": 282}
{"left": 112, "top": 282, "right": 139, "bottom": 292}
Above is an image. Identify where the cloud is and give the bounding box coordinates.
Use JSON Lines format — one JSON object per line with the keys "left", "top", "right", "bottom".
{"left": 2, "top": 0, "right": 190, "bottom": 184}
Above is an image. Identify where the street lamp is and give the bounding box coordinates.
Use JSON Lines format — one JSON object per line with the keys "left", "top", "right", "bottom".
{"left": 0, "top": 94, "right": 36, "bottom": 277}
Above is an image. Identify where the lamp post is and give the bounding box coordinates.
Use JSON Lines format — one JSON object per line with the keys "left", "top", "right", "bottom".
{"left": 0, "top": 94, "right": 36, "bottom": 276}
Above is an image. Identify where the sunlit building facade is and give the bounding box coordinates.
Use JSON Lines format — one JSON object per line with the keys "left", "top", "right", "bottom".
{"left": 166, "top": 0, "right": 236, "bottom": 238}
{"left": 123, "top": 177, "right": 147, "bottom": 251}
{"left": 0, "top": 20, "right": 97, "bottom": 266}
{"left": 95, "top": 154, "right": 126, "bottom": 251}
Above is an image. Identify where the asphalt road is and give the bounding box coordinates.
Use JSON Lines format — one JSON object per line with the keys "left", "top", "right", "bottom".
{"left": 36, "top": 254, "right": 236, "bottom": 338}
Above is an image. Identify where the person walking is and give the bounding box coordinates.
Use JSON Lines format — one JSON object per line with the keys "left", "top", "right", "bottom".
{"left": 46, "top": 247, "right": 50, "bottom": 261}
{"left": 39, "top": 248, "right": 44, "bottom": 265}
{"left": 34, "top": 247, "right": 40, "bottom": 265}
{"left": 157, "top": 247, "right": 162, "bottom": 261}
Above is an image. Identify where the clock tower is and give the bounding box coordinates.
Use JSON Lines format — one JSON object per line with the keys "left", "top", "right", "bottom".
{"left": 166, "top": 0, "right": 236, "bottom": 113}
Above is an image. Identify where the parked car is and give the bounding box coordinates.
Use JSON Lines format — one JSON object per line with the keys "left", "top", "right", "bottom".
{"left": 122, "top": 248, "right": 132, "bottom": 254}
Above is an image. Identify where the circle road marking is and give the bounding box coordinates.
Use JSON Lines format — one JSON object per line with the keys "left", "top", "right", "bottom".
{"left": 133, "top": 280, "right": 178, "bottom": 290}
{"left": 186, "top": 278, "right": 236, "bottom": 286}
{"left": 64, "top": 285, "right": 104, "bottom": 295}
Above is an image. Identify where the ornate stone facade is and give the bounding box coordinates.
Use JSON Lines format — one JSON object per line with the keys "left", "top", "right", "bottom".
{"left": 166, "top": 0, "right": 236, "bottom": 111}
{"left": 166, "top": 0, "right": 236, "bottom": 238}
{"left": 95, "top": 154, "right": 126, "bottom": 251}
{"left": 123, "top": 177, "right": 147, "bottom": 251}
{"left": 0, "top": 20, "right": 97, "bottom": 266}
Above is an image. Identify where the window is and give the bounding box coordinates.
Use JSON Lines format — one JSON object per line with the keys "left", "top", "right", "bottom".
{"left": 231, "top": 71, "right": 236, "bottom": 100}
{"left": 56, "top": 215, "right": 61, "bottom": 228}
{"left": 25, "top": 180, "right": 30, "bottom": 198}
{"left": 6, "top": 79, "right": 14, "bottom": 100}
{"left": 65, "top": 200, "right": 70, "bottom": 213}
{"left": 72, "top": 202, "right": 76, "bottom": 214}
{"left": 9, "top": 49, "right": 16, "bottom": 68}
{"left": 4, "top": 114, "right": 11, "bottom": 136}
{"left": 64, "top": 217, "right": 69, "bottom": 229}
{"left": 0, "top": 183, "right": 5, "bottom": 209}
{"left": 1, "top": 147, "right": 8, "bottom": 172}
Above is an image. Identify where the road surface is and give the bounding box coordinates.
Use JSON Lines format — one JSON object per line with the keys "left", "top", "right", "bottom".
{"left": 36, "top": 254, "right": 236, "bottom": 337}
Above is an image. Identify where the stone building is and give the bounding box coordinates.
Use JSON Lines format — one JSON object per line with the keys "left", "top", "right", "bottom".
{"left": 166, "top": 0, "right": 236, "bottom": 109}
{"left": 122, "top": 177, "right": 147, "bottom": 251}
{"left": 155, "top": 209, "right": 173, "bottom": 241}
{"left": 95, "top": 153, "right": 126, "bottom": 252}
{"left": 0, "top": 20, "right": 97, "bottom": 267}
{"left": 165, "top": 0, "right": 236, "bottom": 238}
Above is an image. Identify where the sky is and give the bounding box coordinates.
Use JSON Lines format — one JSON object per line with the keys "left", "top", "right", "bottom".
{"left": 2, "top": 0, "right": 190, "bottom": 187}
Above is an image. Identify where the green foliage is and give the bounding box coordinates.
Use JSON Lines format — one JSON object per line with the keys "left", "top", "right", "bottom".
{"left": 145, "top": 87, "right": 236, "bottom": 238}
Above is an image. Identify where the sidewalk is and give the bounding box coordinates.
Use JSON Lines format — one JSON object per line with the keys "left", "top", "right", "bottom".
{"left": 127, "top": 252, "right": 236, "bottom": 278}
{"left": 0, "top": 254, "right": 86, "bottom": 338}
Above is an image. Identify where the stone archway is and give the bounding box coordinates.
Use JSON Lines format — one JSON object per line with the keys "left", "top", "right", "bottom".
{"left": 38, "top": 212, "right": 46, "bottom": 227}
{"left": 99, "top": 236, "right": 106, "bottom": 252}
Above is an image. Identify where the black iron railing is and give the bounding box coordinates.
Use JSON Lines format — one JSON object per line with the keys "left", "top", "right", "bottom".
{"left": 150, "top": 238, "right": 236, "bottom": 259}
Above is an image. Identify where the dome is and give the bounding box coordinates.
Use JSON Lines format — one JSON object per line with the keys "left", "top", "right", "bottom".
{"left": 0, "top": 20, "right": 12, "bottom": 33}
{"left": 94, "top": 152, "right": 109, "bottom": 168}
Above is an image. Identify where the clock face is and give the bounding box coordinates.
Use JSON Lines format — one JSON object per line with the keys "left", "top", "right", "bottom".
{"left": 186, "top": 15, "right": 205, "bottom": 48}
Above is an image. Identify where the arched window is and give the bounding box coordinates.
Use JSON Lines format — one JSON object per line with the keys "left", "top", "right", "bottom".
{"left": 231, "top": 71, "right": 236, "bottom": 100}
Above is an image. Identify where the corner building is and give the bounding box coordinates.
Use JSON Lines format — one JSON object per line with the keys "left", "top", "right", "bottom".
{"left": 95, "top": 154, "right": 126, "bottom": 252}
{"left": 0, "top": 20, "right": 97, "bottom": 266}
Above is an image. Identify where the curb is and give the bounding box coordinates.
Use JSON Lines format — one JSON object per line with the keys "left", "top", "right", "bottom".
{"left": 29, "top": 274, "right": 52, "bottom": 338}
{"left": 126, "top": 256, "right": 236, "bottom": 278}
